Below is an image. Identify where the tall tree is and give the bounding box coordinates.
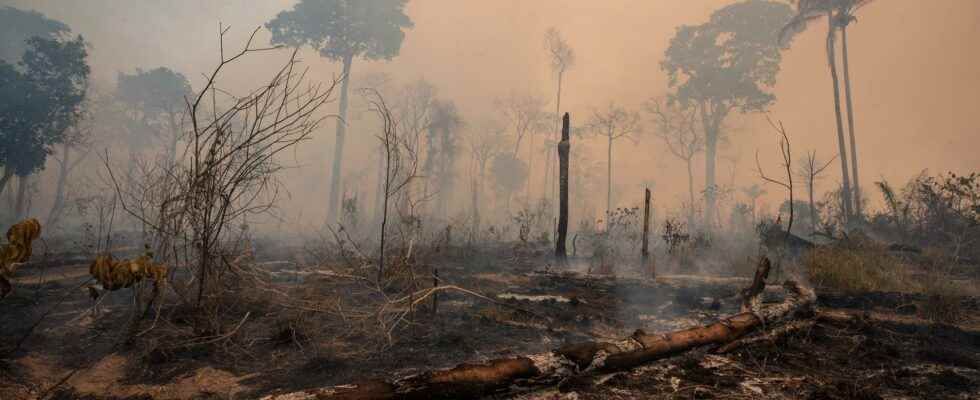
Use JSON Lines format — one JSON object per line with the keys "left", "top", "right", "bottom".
{"left": 836, "top": 0, "right": 873, "bottom": 218}
{"left": 584, "top": 102, "right": 641, "bottom": 215}
{"left": 543, "top": 27, "right": 575, "bottom": 202}
{"left": 646, "top": 97, "right": 704, "bottom": 227}
{"left": 425, "top": 99, "right": 462, "bottom": 219}
{"left": 662, "top": 0, "right": 794, "bottom": 233}
{"left": 797, "top": 150, "right": 835, "bottom": 234}
{"left": 0, "top": 6, "right": 74, "bottom": 200}
{"left": 116, "top": 67, "right": 192, "bottom": 166}
{"left": 780, "top": 0, "right": 858, "bottom": 223}
{"left": 495, "top": 92, "right": 548, "bottom": 207}
{"left": 467, "top": 119, "right": 506, "bottom": 236}
{"left": 266, "top": 0, "right": 414, "bottom": 225}
{"left": 0, "top": 35, "right": 89, "bottom": 217}
{"left": 395, "top": 79, "right": 437, "bottom": 216}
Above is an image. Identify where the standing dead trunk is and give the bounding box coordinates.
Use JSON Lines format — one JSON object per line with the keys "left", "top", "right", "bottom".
{"left": 326, "top": 52, "right": 354, "bottom": 226}
{"left": 808, "top": 179, "right": 818, "bottom": 234}
{"left": 686, "top": 158, "right": 696, "bottom": 228}
{"left": 526, "top": 125, "right": 534, "bottom": 208}
{"left": 841, "top": 25, "right": 861, "bottom": 219}
{"left": 642, "top": 188, "right": 651, "bottom": 272}
{"left": 545, "top": 69, "right": 564, "bottom": 204}
{"left": 826, "top": 10, "right": 853, "bottom": 225}
{"left": 555, "top": 113, "right": 570, "bottom": 262}
{"left": 606, "top": 134, "right": 613, "bottom": 215}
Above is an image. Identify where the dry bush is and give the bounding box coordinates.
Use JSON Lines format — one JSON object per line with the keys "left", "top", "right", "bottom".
{"left": 920, "top": 277, "right": 966, "bottom": 324}
{"left": 803, "top": 244, "right": 915, "bottom": 294}
{"left": 917, "top": 253, "right": 970, "bottom": 324}
{"left": 96, "top": 27, "right": 337, "bottom": 370}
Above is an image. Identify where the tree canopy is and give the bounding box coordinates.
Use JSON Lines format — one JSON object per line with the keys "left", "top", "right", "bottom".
{"left": 265, "top": 0, "right": 414, "bottom": 62}
{"left": 117, "top": 67, "right": 192, "bottom": 120}
{"left": 661, "top": 0, "right": 795, "bottom": 113}
{"left": 0, "top": 6, "right": 69, "bottom": 63}
{"left": 116, "top": 67, "right": 192, "bottom": 153}
{"left": 0, "top": 35, "right": 89, "bottom": 176}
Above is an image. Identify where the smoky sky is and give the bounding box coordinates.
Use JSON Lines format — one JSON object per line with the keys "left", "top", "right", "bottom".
{"left": 6, "top": 0, "right": 980, "bottom": 225}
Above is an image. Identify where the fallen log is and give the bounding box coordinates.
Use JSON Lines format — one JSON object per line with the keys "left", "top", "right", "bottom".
{"left": 262, "top": 280, "right": 816, "bottom": 400}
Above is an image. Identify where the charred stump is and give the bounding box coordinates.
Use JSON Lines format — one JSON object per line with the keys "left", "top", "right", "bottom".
{"left": 555, "top": 112, "right": 570, "bottom": 263}
{"left": 642, "top": 188, "right": 652, "bottom": 276}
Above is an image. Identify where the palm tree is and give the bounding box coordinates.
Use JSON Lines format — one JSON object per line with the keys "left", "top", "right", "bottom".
{"left": 835, "top": 0, "right": 874, "bottom": 218}
{"left": 781, "top": 0, "right": 853, "bottom": 225}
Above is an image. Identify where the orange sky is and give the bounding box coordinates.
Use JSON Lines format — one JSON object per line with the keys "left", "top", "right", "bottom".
{"left": 8, "top": 0, "right": 980, "bottom": 225}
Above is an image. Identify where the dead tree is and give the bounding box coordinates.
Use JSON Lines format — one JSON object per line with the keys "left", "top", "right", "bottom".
{"left": 756, "top": 116, "right": 796, "bottom": 278}
{"left": 495, "top": 92, "right": 548, "bottom": 207}
{"left": 756, "top": 115, "right": 795, "bottom": 239}
{"left": 797, "top": 150, "right": 836, "bottom": 234}
{"left": 646, "top": 98, "right": 704, "bottom": 228}
{"left": 262, "top": 281, "right": 816, "bottom": 400}
{"left": 642, "top": 187, "right": 652, "bottom": 276}
{"left": 107, "top": 26, "right": 335, "bottom": 308}
{"left": 584, "top": 102, "right": 642, "bottom": 215}
{"left": 543, "top": 27, "right": 575, "bottom": 203}
{"left": 368, "top": 89, "right": 421, "bottom": 283}
{"left": 555, "top": 112, "right": 570, "bottom": 262}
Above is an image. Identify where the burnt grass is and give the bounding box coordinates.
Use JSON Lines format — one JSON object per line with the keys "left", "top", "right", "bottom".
{"left": 2, "top": 242, "right": 979, "bottom": 399}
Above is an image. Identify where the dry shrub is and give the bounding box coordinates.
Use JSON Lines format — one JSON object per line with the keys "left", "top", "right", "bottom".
{"left": 803, "top": 244, "right": 915, "bottom": 293}
{"left": 920, "top": 279, "right": 966, "bottom": 324}
{"left": 918, "top": 257, "right": 968, "bottom": 324}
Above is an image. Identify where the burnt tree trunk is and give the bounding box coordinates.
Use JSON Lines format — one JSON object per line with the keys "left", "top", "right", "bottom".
{"left": 555, "top": 113, "right": 570, "bottom": 262}
{"left": 642, "top": 188, "right": 652, "bottom": 276}
{"left": 263, "top": 281, "right": 815, "bottom": 400}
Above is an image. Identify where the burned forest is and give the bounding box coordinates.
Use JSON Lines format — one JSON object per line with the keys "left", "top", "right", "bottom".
{"left": 3, "top": 1, "right": 980, "bottom": 399}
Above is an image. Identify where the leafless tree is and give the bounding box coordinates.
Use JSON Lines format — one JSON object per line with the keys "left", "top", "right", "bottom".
{"left": 646, "top": 97, "right": 704, "bottom": 226}
{"left": 495, "top": 93, "right": 549, "bottom": 206}
{"left": 585, "top": 102, "right": 641, "bottom": 215}
{"left": 365, "top": 89, "right": 421, "bottom": 282}
{"left": 108, "top": 26, "right": 335, "bottom": 308}
{"left": 543, "top": 27, "right": 575, "bottom": 202}
{"left": 797, "top": 150, "right": 836, "bottom": 233}
{"left": 756, "top": 116, "right": 795, "bottom": 240}
{"left": 466, "top": 119, "right": 506, "bottom": 239}
{"left": 392, "top": 79, "right": 436, "bottom": 219}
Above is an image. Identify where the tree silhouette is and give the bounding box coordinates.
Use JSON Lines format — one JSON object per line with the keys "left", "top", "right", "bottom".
{"left": 266, "top": 0, "right": 414, "bottom": 225}
{"left": 780, "top": 0, "right": 873, "bottom": 224}
{"left": 647, "top": 97, "right": 704, "bottom": 227}
{"left": 662, "top": 0, "right": 794, "bottom": 233}
{"left": 116, "top": 67, "right": 192, "bottom": 165}
{"left": 543, "top": 27, "right": 574, "bottom": 202}
{"left": 425, "top": 99, "right": 463, "bottom": 219}
{"left": 584, "top": 102, "right": 641, "bottom": 215}
{"left": 495, "top": 92, "right": 548, "bottom": 206}
{"left": 0, "top": 35, "right": 89, "bottom": 217}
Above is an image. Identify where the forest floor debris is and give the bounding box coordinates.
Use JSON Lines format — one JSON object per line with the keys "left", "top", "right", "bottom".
{"left": 1, "top": 244, "right": 979, "bottom": 399}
